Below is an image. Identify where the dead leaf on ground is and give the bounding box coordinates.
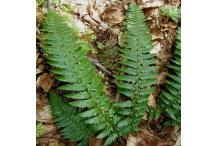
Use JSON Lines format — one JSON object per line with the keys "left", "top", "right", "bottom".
{"left": 150, "top": 41, "right": 161, "bottom": 54}
{"left": 48, "top": 140, "right": 65, "bottom": 146}
{"left": 43, "top": 124, "right": 57, "bottom": 135}
{"left": 127, "top": 134, "right": 143, "bottom": 146}
{"left": 37, "top": 58, "right": 44, "bottom": 66}
{"left": 89, "top": 136, "right": 103, "bottom": 146}
{"left": 37, "top": 73, "right": 54, "bottom": 92}
{"left": 37, "top": 105, "right": 53, "bottom": 123}
{"left": 173, "top": 134, "right": 181, "bottom": 146}
{"left": 123, "top": 0, "right": 135, "bottom": 9}
{"left": 148, "top": 94, "right": 156, "bottom": 107}
{"left": 157, "top": 72, "right": 167, "bottom": 85}
{"left": 142, "top": 112, "right": 148, "bottom": 121}
{"left": 168, "top": 0, "right": 181, "bottom": 7}
{"left": 102, "top": 5, "right": 124, "bottom": 25}
{"left": 36, "top": 68, "right": 43, "bottom": 75}
{"left": 139, "top": 0, "right": 165, "bottom": 8}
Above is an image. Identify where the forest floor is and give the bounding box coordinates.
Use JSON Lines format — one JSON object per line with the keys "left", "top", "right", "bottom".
{"left": 36, "top": 0, "right": 181, "bottom": 145}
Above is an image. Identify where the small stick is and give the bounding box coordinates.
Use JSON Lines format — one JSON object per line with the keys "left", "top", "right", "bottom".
{"left": 88, "top": 57, "right": 113, "bottom": 76}
{"left": 140, "top": 129, "right": 161, "bottom": 140}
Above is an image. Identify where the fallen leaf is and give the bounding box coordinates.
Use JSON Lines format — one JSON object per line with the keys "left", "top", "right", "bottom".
{"left": 36, "top": 68, "right": 43, "bottom": 75}
{"left": 157, "top": 72, "right": 167, "bottom": 85}
{"left": 139, "top": 0, "right": 165, "bottom": 8}
{"left": 83, "top": 14, "right": 99, "bottom": 26}
{"left": 36, "top": 58, "right": 44, "bottom": 66}
{"left": 127, "top": 134, "right": 143, "bottom": 146}
{"left": 123, "top": 0, "right": 135, "bottom": 9}
{"left": 48, "top": 141, "right": 65, "bottom": 146}
{"left": 37, "top": 105, "right": 53, "bottom": 123}
{"left": 148, "top": 94, "right": 156, "bottom": 107}
{"left": 43, "top": 124, "right": 56, "bottom": 134}
{"left": 37, "top": 73, "right": 54, "bottom": 92}
{"left": 173, "top": 134, "right": 181, "bottom": 146}
{"left": 168, "top": 0, "right": 181, "bottom": 7}
{"left": 89, "top": 136, "right": 103, "bottom": 146}
{"left": 102, "top": 5, "right": 124, "bottom": 25}
{"left": 74, "top": 19, "right": 87, "bottom": 33}
{"left": 143, "top": 112, "right": 148, "bottom": 121}
{"left": 150, "top": 41, "right": 161, "bottom": 54}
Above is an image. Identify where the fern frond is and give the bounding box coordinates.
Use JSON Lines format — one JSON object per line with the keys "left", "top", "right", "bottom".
{"left": 160, "top": 6, "right": 180, "bottom": 22}
{"left": 49, "top": 92, "right": 89, "bottom": 146}
{"left": 159, "top": 28, "right": 181, "bottom": 126}
{"left": 115, "top": 3, "right": 158, "bottom": 132}
{"left": 42, "top": 11, "right": 121, "bottom": 145}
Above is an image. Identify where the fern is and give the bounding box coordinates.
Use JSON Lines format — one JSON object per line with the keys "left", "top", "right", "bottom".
{"left": 42, "top": 11, "right": 121, "bottom": 145}
{"left": 115, "top": 3, "right": 158, "bottom": 132}
{"left": 49, "top": 92, "right": 89, "bottom": 146}
{"left": 36, "top": 123, "right": 44, "bottom": 138}
{"left": 158, "top": 28, "right": 181, "bottom": 126}
{"left": 160, "top": 6, "right": 180, "bottom": 22}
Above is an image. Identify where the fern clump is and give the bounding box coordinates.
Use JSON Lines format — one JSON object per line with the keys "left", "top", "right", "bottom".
{"left": 160, "top": 6, "right": 180, "bottom": 22}
{"left": 115, "top": 3, "right": 158, "bottom": 132}
{"left": 159, "top": 28, "right": 181, "bottom": 126}
{"left": 42, "top": 11, "right": 122, "bottom": 145}
{"left": 49, "top": 92, "right": 89, "bottom": 146}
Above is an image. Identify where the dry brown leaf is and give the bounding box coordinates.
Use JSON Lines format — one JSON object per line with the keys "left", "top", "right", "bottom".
{"left": 102, "top": 5, "right": 124, "bottom": 25}
{"left": 173, "top": 134, "right": 181, "bottom": 146}
{"left": 142, "top": 112, "right": 148, "bottom": 121}
{"left": 37, "top": 105, "right": 53, "bottom": 123}
{"left": 74, "top": 19, "right": 87, "bottom": 33}
{"left": 89, "top": 136, "right": 103, "bottom": 146}
{"left": 139, "top": 0, "right": 165, "bottom": 8}
{"left": 43, "top": 124, "right": 57, "bottom": 135}
{"left": 37, "top": 73, "right": 54, "bottom": 92}
{"left": 36, "top": 68, "right": 43, "bottom": 75}
{"left": 148, "top": 94, "right": 156, "bottom": 107}
{"left": 168, "top": 0, "right": 181, "bottom": 7}
{"left": 83, "top": 14, "right": 99, "bottom": 26}
{"left": 157, "top": 72, "right": 167, "bottom": 85}
{"left": 127, "top": 134, "right": 143, "bottom": 146}
{"left": 37, "top": 58, "right": 44, "bottom": 66}
{"left": 122, "top": 0, "right": 135, "bottom": 9}
{"left": 150, "top": 41, "right": 161, "bottom": 54}
{"left": 48, "top": 141, "right": 65, "bottom": 146}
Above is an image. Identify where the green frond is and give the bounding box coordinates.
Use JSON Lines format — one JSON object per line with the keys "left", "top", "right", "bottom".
{"left": 159, "top": 28, "right": 181, "bottom": 126}
{"left": 49, "top": 92, "right": 89, "bottom": 146}
{"left": 160, "top": 6, "right": 180, "bottom": 22}
{"left": 115, "top": 3, "right": 158, "bottom": 131}
{"left": 36, "top": 123, "right": 44, "bottom": 138}
{"left": 42, "top": 11, "right": 121, "bottom": 145}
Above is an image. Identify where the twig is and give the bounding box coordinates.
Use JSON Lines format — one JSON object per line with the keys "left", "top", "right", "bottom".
{"left": 140, "top": 129, "right": 161, "bottom": 140}
{"left": 147, "top": 121, "right": 153, "bottom": 133}
{"left": 88, "top": 57, "right": 113, "bottom": 76}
